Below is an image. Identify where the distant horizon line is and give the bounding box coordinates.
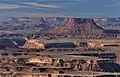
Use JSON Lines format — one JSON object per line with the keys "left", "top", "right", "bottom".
{"left": 0, "top": 16, "right": 120, "bottom": 22}
{"left": 5, "top": 16, "right": 120, "bottom": 19}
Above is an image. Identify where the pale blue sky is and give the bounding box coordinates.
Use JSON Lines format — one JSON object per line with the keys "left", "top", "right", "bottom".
{"left": 0, "top": 0, "right": 120, "bottom": 21}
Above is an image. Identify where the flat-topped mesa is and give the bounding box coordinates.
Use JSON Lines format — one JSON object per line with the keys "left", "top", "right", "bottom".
{"left": 74, "top": 18, "right": 94, "bottom": 24}
{"left": 65, "top": 18, "right": 97, "bottom": 24}
{"left": 60, "top": 18, "right": 104, "bottom": 35}
{"left": 38, "top": 18, "right": 104, "bottom": 37}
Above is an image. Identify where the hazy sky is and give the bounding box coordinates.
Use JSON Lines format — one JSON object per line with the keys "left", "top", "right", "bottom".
{"left": 0, "top": 0, "right": 120, "bottom": 21}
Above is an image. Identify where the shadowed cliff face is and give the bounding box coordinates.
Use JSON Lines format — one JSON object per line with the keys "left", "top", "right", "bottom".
{"left": 39, "top": 18, "right": 104, "bottom": 36}
{"left": 68, "top": 18, "right": 99, "bottom": 26}
{"left": 74, "top": 18, "right": 94, "bottom": 24}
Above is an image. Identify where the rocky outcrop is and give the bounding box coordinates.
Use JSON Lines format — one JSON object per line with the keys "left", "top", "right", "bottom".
{"left": 38, "top": 18, "right": 104, "bottom": 37}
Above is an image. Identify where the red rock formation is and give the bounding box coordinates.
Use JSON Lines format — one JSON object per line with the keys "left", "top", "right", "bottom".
{"left": 38, "top": 18, "right": 104, "bottom": 37}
